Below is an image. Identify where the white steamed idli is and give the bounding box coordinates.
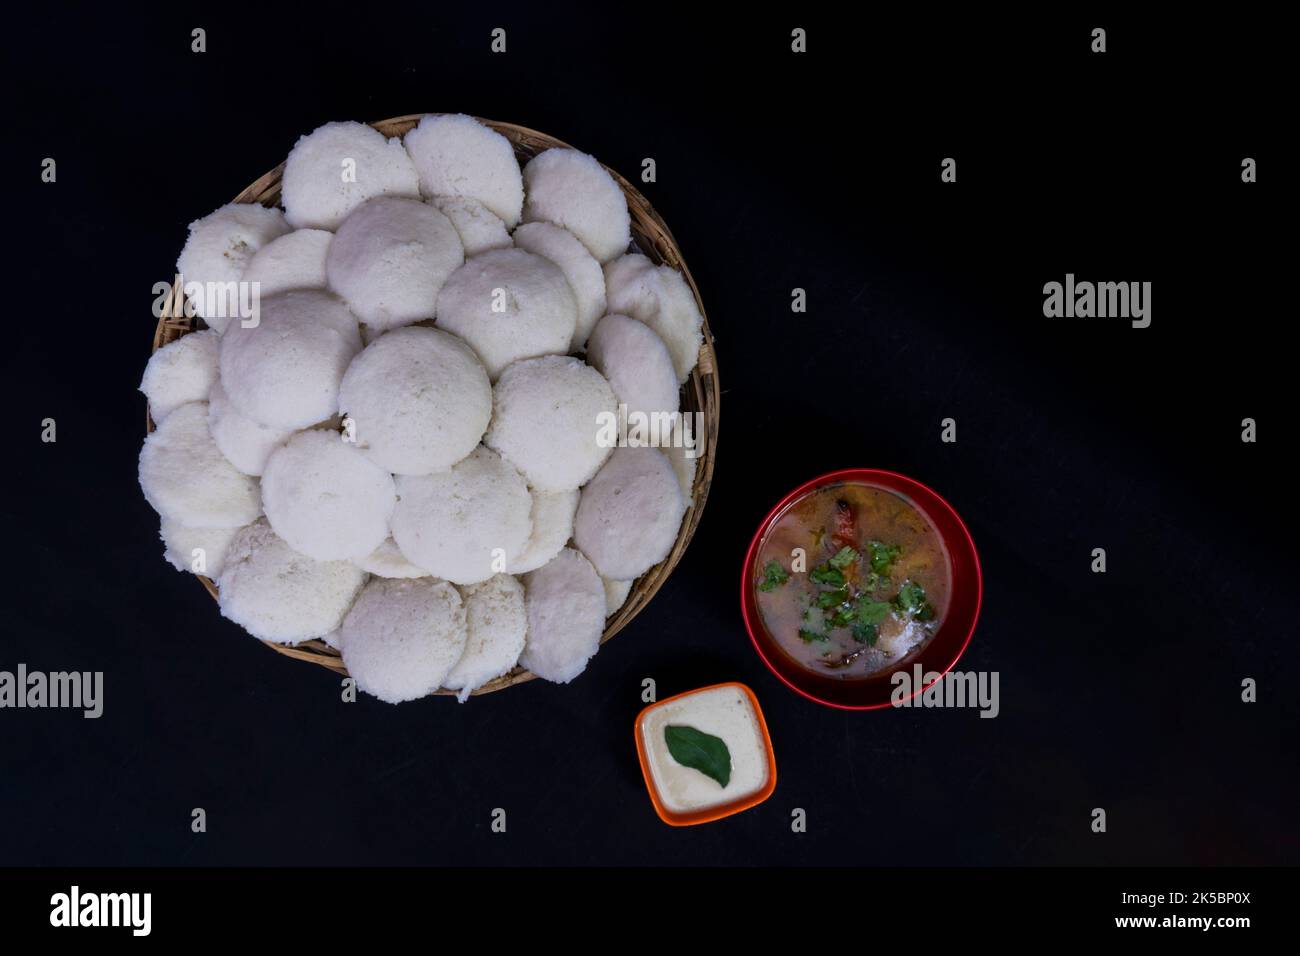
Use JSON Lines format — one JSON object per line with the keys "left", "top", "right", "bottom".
{"left": 340, "top": 577, "right": 468, "bottom": 703}
{"left": 207, "top": 378, "right": 292, "bottom": 476}
{"left": 404, "top": 114, "right": 524, "bottom": 227}
{"left": 240, "top": 228, "right": 331, "bottom": 298}
{"left": 337, "top": 325, "right": 490, "bottom": 475}
{"left": 573, "top": 446, "right": 684, "bottom": 580}
{"left": 218, "top": 519, "right": 366, "bottom": 644}
{"left": 508, "top": 488, "right": 579, "bottom": 574}
{"left": 390, "top": 447, "right": 532, "bottom": 586}
{"left": 326, "top": 196, "right": 464, "bottom": 332}
{"left": 583, "top": 313, "right": 679, "bottom": 430}
{"left": 219, "top": 289, "right": 362, "bottom": 431}
{"left": 520, "top": 548, "right": 605, "bottom": 684}
{"left": 435, "top": 248, "right": 577, "bottom": 380}
{"left": 139, "top": 402, "right": 262, "bottom": 528}
{"left": 521, "top": 148, "right": 630, "bottom": 263}
{"left": 176, "top": 202, "right": 290, "bottom": 333}
{"left": 281, "top": 120, "right": 420, "bottom": 230}
{"left": 603, "top": 253, "right": 704, "bottom": 382}
{"left": 140, "top": 329, "right": 219, "bottom": 424}
{"left": 444, "top": 574, "right": 527, "bottom": 701}
{"left": 663, "top": 439, "right": 698, "bottom": 508}
{"left": 159, "top": 518, "right": 243, "bottom": 578}
{"left": 602, "top": 577, "right": 633, "bottom": 616}
{"left": 484, "top": 355, "right": 616, "bottom": 492}
{"left": 431, "top": 196, "right": 511, "bottom": 256}
{"left": 352, "top": 538, "right": 430, "bottom": 579}
{"left": 511, "top": 221, "right": 606, "bottom": 349}
{"left": 261, "top": 429, "right": 396, "bottom": 561}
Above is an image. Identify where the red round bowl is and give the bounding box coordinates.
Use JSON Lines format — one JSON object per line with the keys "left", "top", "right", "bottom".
{"left": 740, "top": 469, "right": 982, "bottom": 710}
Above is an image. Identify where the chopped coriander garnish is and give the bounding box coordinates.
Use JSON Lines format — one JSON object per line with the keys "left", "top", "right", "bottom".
{"left": 867, "top": 540, "right": 901, "bottom": 576}
{"left": 827, "top": 605, "right": 855, "bottom": 629}
{"left": 758, "top": 559, "right": 790, "bottom": 592}
{"left": 894, "top": 580, "right": 934, "bottom": 621}
{"left": 799, "top": 628, "right": 828, "bottom": 643}
{"left": 850, "top": 620, "right": 879, "bottom": 645}
{"left": 809, "top": 564, "right": 845, "bottom": 587}
{"left": 829, "top": 546, "right": 858, "bottom": 571}
{"left": 815, "top": 588, "right": 848, "bottom": 609}
{"left": 854, "top": 598, "right": 891, "bottom": 626}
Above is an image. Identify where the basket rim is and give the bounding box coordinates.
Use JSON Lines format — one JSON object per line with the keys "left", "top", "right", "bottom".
{"left": 149, "top": 112, "right": 720, "bottom": 697}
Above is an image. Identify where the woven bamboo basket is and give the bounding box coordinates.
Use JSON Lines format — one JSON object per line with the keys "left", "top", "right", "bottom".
{"left": 149, "top": 113, "right": 719, "bottom": 696}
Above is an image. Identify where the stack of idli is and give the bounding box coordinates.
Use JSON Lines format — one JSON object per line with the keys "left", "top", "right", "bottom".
{"left": 140, "top": 113, "right": 707, "bottom": 703}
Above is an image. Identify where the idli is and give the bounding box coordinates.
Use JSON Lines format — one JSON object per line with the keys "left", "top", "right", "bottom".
{"left": 435, "top": 248, "right": 577, "bottom": 380}
{"left": 159, "top": 518, "right": 243, "bottom": 578}
{"left": 337, "top": 326, "right": 490, "bottom": 475}
{"left": 281, "top": 120, "right": 420, "bottom": 231}
{"left": 340, "top": 577, "right": 468, "bottom": 704}
{"left": 261, "top": 429, "right": 396, "bottom": 561}
{"left": 603, "top": 577, "right": 633, "bottom": 616}
{"left": 604, "top": 253, "right": 704, "bottom": 382}
{"left": 444, "top": 574, "right": 527, "bottom": 701}
{"left": 138, "top": 402, "right": 262, "bottom": 528}
{"left": 219, "top": 289, "right": 362, "bottom": 431}
{"left": 176, "top": 202, "right": 290, "bottom": 333}
{"left": 218, "top": 520, "right": 367, "bottom": 644}
{"left": 512, "top": 221, "right": 606, "bottom": 349}
{"left": 404, "top": 114, "right": 524, "bottom": 227}
{"left": 431, "top": 196, "right": 511, "bottom": 256}
{"left": 573, "top": 446, "right": 684, "bottom": 580}
{"left": 326, "top": 196, "right": 464, "bottom": 332}
{"left": 520, "top": 548, "right": 605, "bottom": 684}
{"left": 390, "top": 447, "right": 532, "bottom": 586}
{"left": 663, "top": 439, "right": 698, "bottom": 508}
{"left": 352, "top": 538, "right": 430, "bottom": 579}
{"left": 508, "top": 488, "right": 579, "bottom": 574}
{"left": 484, "top": 355, "right": 616, "bottom": 492}
{"left": 207, "top": 378, "right": 292, "bottom": 476}
{"left": 583, "top": 314, "right": 679, "bottom": 429}
{"left": 521, "top": 148, "right": 630, "bottom": 263}
{"left": 140, "top": 328, "right": 219, "bottom": 424}
{"left": 241, "top": 228, "right": 331, "bottom": 298}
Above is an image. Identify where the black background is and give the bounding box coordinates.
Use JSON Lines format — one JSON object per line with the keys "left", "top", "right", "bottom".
{"left": 2, "top": 6, "right": 1294, "bottom": 867}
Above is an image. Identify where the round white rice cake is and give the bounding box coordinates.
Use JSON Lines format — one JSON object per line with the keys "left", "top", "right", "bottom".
{"left": 573, "top": 446, "right": 684, "bottom": 580}
{"left": 430, "top": 196, "right": 511, "bottom": 256}
{"left": 521, "top": 148, "right": 630, "bottom": 263}
{"left": 261, "top": 429, "right": 396, "bottom": 561}
{"left": 219, "top": 289, "right": 362, "bottom": 431}
{"left": 241, "top": 228, "right": 332, "bottom": 298}
{"left": 603, "top": 253, "right": 704, "bottom": 382}
{"left": 140, "top": 329, "right": 219, "bottom": 424}
{"left": 326, "top": 196, "right": 464, "bottom": 332}
{"left": 177, "top": 202, "right": 290, "bottom": 333}
{"left": 340, "top": 577, "right": 468, "bottom": 703}
{"left": 583, "top": 314, "right": 679, "bottom": 430}
{"left": 520, "top": 548, "right": 605, "bottom": 684}
{"left": 138, "top": 402, "right": 262, "bottom": 528}
{"left": 484, "top": 355, "right": 616, "bottom": 492}
{"left": 352, "top": 538, "right": 430, "bottom": 579}
{"left": 602, "top": 577, "right": 633, "bottom": 616}
{"left": 390, "top": 447, "right": 532, "bottom": 586}
{"left": 207, "top": 378, "right": 292, "bottom": 476}
{"left": 337, "top": 325, "right": 490, "bottom": 475}
{"left": 404, "top": 113, "right": 524, "bottom": 227}
{"left": 217, "top": 519, "right": 366, "bottom": 645}
{"left": 508, "top": 488, "right": 579, "bottom": 574}
{"left": 511, "top": 221, "right": 606, "bottom": 350}
{"left": 281, "top": 120, "right": 420, "bottom": 231}
{"left": 663, "top": 439, "right": 698, "bottom": 508}
{"left": 444, "top": 574, "right": 527, "bottom": 701}
{"left": 159, "top": 518, "right": 243, "bottom": 578}
{"left": 435, "top": 248, "right": 577, "bottom": 381}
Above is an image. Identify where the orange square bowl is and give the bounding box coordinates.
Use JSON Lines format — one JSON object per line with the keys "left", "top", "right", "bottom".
{"left": 634, "top": 681, "right": 778, "bottom": 826}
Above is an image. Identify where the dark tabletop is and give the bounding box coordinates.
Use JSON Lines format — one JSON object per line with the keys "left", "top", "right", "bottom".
{"left": 2, "top": 7, "right": 1294, "bottom": 866}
